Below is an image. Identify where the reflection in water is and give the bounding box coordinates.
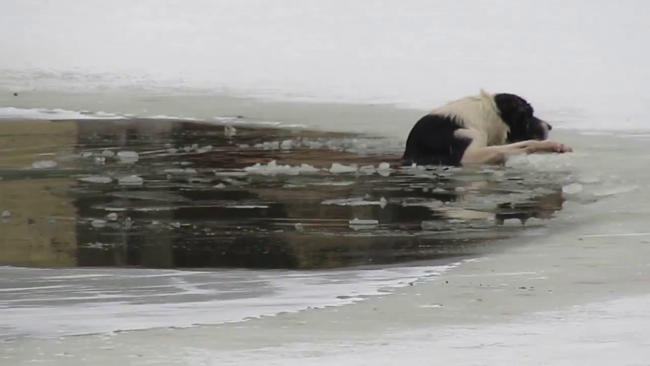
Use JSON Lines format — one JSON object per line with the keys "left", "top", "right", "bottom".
{"left": 0, "top": 119, "right": 565, "bottom": 269}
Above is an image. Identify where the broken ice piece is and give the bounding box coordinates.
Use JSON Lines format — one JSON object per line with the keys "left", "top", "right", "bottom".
{"left": 118, "top": 175, "right": 144, "bottom": 186}
{"left": 280, "top": 140, "right": 293, "bottom": 150}
{"left": 117, "top": 151, "right": 139, "bottom": 164}
{"left": 349, "top": 218, "right": 379, "bottom": 229}
{"left": 91, "top": 219, "right": 107, "bottom": 228}
{"left": 224, "top": 125, "right": 237, "bottom": 138}
{"left": 377, "top": 162, "right": 392, "bottom": 176}
{"left": 78, "top": 175, "right": 112, "bottom": 184}
{"left": 196, "top": 145, "right": 213, "bottom": 154}
{"left": 329, "top": 163, "right": 357, "bottom": 174}
{"left": 359, "top": 165, "right": 376, "bottom": 175}
{"left": 31, "top": 160, "right": 57, "bottom": 169}
{"left": 101, "top": 149, "right": 115, "bottom": 158}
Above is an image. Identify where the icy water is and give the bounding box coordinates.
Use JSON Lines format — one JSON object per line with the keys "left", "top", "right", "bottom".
{"left": 0, "top": 119, "right": 567, "bottom": 269}
{"left": 0, "top": 117, "right": 567, "bottom": 338}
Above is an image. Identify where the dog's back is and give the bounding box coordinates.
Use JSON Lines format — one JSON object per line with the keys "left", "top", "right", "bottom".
{"left": 402, "top": 114, "right": 471, "bottom": 166}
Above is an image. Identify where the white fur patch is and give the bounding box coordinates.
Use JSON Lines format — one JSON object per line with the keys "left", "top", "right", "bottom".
{"left": 432, "top": 90, "right": 509, "bottom": 146}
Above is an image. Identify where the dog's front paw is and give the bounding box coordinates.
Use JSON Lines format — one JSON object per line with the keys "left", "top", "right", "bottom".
{"left": 528, "top": 140, "right": 573, "bottom": 154}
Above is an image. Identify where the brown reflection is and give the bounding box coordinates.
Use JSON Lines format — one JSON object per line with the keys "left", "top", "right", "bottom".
{"left": 0, "top": 121, "right": 78, "bottom": 266}
{"left": 0, "top": 119, "right": 565, "bottom": 269}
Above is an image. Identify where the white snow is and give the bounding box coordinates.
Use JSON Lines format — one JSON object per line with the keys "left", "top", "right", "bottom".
{"left": 0, "top": 107, "right": 123, "bottom": 120}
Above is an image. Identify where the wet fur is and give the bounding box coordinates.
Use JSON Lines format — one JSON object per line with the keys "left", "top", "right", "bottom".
{"left": 403, "top": 90, "right": 550, "bottom": 166}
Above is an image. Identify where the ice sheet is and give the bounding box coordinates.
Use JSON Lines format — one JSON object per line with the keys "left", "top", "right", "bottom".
{"left": 0, "top": 263, "right": 457, "bottom": 339}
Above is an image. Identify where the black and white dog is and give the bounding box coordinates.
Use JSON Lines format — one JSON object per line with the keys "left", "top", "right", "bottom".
{"left": 403, "top": 90, "right": 572, "bottom": 166}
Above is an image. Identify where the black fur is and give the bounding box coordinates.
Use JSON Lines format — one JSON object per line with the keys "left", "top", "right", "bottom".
{"left": 403, "top": 93, "right": 551, "bottom": 166}
{"left": 402, "top": 114, "right": 471, "bottom": 166}
{"left": 494, "top": 93, "right": 551, "bottom": 142}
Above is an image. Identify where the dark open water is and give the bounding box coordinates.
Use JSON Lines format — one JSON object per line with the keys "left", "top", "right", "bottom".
{"left": 0, "top": 119, "right": 564, "bottom": 269}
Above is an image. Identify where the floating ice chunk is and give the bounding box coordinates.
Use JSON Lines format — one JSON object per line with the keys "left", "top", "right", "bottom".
{"left": 280, "top": 140, "right": 293, "bottom": 150}
{"left": 82, "top": 242, "right": 114, "bottom": 249}
{"left": 377, "top": 162, "right": 391, "bottom": 170}
{"left": 244, "top": 160, "right": 320, "bottom": 175}
{"left": 562, "top": 183, "right": 583, "bottom": 195}
{"left": 349, "top": 218, "right": 379, "bottom": 229}
{"left": 359, "top": 165, "right": 376, "bottom": 175}
{"left": 213, "top": 183, "right": 226, "bottom": 189}
{"left": 164, "top": 168, "right": 198, "bottom": 175}
{"left": 329, "top": 162, "right": 358, "bottom": 174}
{"left": 106, "top": 212, "right": 118, "bottom": 221}
{"left": 402, "top": 198, "right": 443, "bottom": 210}
{"left": 123, "top": 217, "right": 134, "bottom": 229}
{"left": 31, "top": 160, "right": 57, "bottom": 169}
{"left": 117, "top": 151, "right": 139, "bottom": 164}
{"left": 80, "top": 151, "right": 94, "bottom": 158}
{"left": 118, "top": 175, "right": 144, "bottom": 186}
{"left": 501, "top": 218, "right": 525, "bottom": 226}
{"left": 303, "top": 140, "right": 324, "bottom": 149}
{"left": 91, "top": 219, "right": 107, "bottom": 228}
{"left": 421, "top": 220, "right": 448, "bottom": 231}
{"left": 78, "top": 175, "right": 112, "bottom": 184}
{"left": 308, "top": 181, "right": 355, "bottom": 187}
{"left": 224, "top": 125, "right": 237, "bottom": 138}
{"left": 254, "top": 141, "right": 280, "bottom": 150}
{"left": 101, "top": 149, "right": 115, "bottom": 158}
{"left": 94, "top": 156, "right": 106, "bottom": 165}
{"left": 322, "top": 197, "right": 386, "bottom": 207}
{"left": 377, "top": 162, "right": 392, "bottom": 176}
{"left": 196, "top": 145, "right": 213, "bottom": 154}
{"left": 1, "top": 210, "right": 10, "bottom": 219}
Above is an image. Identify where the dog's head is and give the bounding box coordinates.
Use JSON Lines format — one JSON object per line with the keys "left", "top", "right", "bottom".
{"left": 494, "top": 93, "right": 552, "bottom": 142}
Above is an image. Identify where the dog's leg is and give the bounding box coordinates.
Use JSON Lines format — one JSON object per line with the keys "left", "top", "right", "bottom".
{"left": 461, "top": 139, "right": 573, "bottom": 165}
